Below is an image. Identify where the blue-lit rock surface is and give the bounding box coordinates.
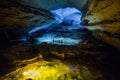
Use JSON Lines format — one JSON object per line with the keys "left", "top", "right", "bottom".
{"left": 50, "top": 7, "right": 82, "bottom": 24}
{"left": 28, "top": 7, "right": 83, "bottom": 34}
{"left": 33, "top": 26, "right": 86, "bottom": 45}
{"left": 25, "top": 7, "right": 87, "bottom": 45}
{"left": 24, "top": 23, "right": 87, "bottom": 45}
{"left": 14, "top": 0, "right": 88, "bottom": 10}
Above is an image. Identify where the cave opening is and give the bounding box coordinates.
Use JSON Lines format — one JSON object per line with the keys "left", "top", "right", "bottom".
{"left": 26, "top": 7, "right": 90, "bottom": 45}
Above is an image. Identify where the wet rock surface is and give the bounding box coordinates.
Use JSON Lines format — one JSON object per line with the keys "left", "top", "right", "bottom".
{"left": 0, "top": 0, "right": 120, "bottom": 80}
{"left": 0, "top": 40, "right": 120, "bottom": 80}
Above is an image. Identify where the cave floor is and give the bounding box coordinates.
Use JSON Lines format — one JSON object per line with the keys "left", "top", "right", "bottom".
{"left": 0, "top": 40, "right": 120, "bottom": 80}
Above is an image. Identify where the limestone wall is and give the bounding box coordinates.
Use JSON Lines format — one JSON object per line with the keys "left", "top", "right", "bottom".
{"left": 82, "top": 0, "right": 120, "bottom": 24}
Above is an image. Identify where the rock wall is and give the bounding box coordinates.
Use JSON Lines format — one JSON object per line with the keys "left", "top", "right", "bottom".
{"left": 82, "top": 0, "right": 120, "bottom": 49}
{"left": 82, "top": 0, "right": 120, "bottom": 24}
{"left": 14, "top": 0, "right": 88, "bottom": 10}
{"left": 1, "top": 0, "right": 120, "bottom": 49}
{"left": 0, "top": 0, "right": 54, "bottom": 31}
{"left": 0, "top": 0, "right": 88, "bottom": 30}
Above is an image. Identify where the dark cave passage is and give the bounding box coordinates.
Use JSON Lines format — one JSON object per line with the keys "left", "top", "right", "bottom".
{"left": 0, "top": 7, "right": 91, "bottom": 46}
{"left": 0, "top": 0, "right": 120, "bottom": 80}
{"left": 26, "top": 7, "right": 88, "bottom": 45}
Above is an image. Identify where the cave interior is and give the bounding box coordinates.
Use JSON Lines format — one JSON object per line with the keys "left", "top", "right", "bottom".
{"left": 0, "top": 0, "right": 120, "bottom": 80}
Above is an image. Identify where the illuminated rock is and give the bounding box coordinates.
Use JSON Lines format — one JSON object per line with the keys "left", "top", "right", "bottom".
{"left": 82, "top": 0, "right": 120, "bottom": 49}
{"left": 2, "top": 61, "right": 94, "bottom": 80}
{"left": 82, "top": 0, "right": 120, "bottom": 24}
{"left": 63, "top": 13, "right": 82, "bottom": 25}
{"left": 34, "top": 32, "right": 84, "bottom": 45}
{"left": 50, "top": 7, "right": 82, "bottom": 24}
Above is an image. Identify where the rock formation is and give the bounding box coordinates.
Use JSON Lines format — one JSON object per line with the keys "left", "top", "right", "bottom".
{"left": 0, "top": 0, "right": 120, "bottom": 79}
{"left": 13, "top": 0, "right": 88, "bottom": 10}
{"left": 0, "top": 0, "right": 54, "bottom": 31}
{"left": 82, "top": 0, "right": 120, "bottom": 49}
{"left": 0, "top": 0, "right": 120, "bottom": 49}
